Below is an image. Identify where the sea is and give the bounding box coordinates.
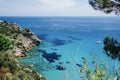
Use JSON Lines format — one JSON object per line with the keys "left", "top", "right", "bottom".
{"left": 0, "top": 17, "right": 120, "bottom": 80}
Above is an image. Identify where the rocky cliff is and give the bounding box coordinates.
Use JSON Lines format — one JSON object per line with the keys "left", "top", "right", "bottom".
{"left": 0, "top": 20, "right": 42, "bottom": 57}
{"left": 0, "top": 20, "right": 45, "bottom": 80}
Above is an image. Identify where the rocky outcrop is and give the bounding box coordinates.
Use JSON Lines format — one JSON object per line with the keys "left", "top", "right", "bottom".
{"left": 0, "top": 20, "right": 42, "bottom": 57}
{"left": 0, "top": 20, "right": 45, "bottom": 80}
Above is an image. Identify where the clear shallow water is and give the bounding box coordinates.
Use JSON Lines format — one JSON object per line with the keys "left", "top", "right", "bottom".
{"left": 0, "top": 17, "right": 120, "bottom": 80}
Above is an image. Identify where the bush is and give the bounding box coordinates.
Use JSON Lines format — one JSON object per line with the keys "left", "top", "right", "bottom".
{"left": 0, "top": 34, "right": 13, "bottom": 51}
{"left": 80, "top": 56, "right": 120, "bottom": 80}
{"left": 0, "top": 52, "right": 20, "bottom": 73}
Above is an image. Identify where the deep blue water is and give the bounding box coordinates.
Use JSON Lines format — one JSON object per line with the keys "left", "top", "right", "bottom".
{"left": 0, "top": 17, "right": 120, "bottom": 80}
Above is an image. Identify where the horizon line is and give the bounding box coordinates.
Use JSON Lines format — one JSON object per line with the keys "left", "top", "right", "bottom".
{"left": 0, "top": 15, "right": 118, "bottom": 17}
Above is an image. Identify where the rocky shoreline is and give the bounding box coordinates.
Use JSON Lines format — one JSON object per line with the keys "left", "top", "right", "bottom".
{"left": 0, "top": 20, "right": 42, "bottom": 57}
{"left": 0, "top": 20, "right": 45, "bottom": 80}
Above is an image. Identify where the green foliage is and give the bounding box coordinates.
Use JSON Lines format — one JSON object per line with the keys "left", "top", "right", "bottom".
{"left": 0, "top": 21, "right": 43, "bottom": 80}
{"left": 0, "top": 52, "right": 42, "bottom": 80}
{"left": 89, "top": 0, "right": 120, "bottom": 15}
{"left": 103, "top": 36, "right": 120, "bottom": 60}
{"left": 0, "top": 34, "right": 13, "bottom": 51}
{"left": 32, "top": 70, "right": 41, "bottom": 80}
{"left": 40, "top": 77, "right": 46, "bottom": 80}
{"left": 80, "top": 56, "right": 119, "bottom": 80}
{"left": 0, "top": 52, "right": 20, "bottom": 73}
{"left": 0, "top": 21, "right": 22, "bottom": 37}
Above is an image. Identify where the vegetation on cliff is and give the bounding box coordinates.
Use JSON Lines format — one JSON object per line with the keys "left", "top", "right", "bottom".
{"left": 0, "top": 52, "right": 44, "bottom": 80}
{"left": 0, "top": 20, "right": 44, "bottom": 80}
{"left": 0, "top": 20, "right": 41, "bottom": 57}
{"left": 0, "top": 34, "right": 13, "bottom": 51}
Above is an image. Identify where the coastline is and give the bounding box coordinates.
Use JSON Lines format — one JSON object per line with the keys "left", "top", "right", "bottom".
{"left": 0, "top": 20, "right": 45, "bottom": 80}
{"left": 1, "top": 17, "right": 119, "bottom": 80}
{"left": 0, "top": 20, "right": 42, "bottom": 57}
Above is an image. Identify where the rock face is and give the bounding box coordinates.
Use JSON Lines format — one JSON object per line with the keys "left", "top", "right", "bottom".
{"left": 0, "top": 20, "right": 44, "bottom": 80}
{"left": 0, "top": 20, "right": 42, "bottom": 57}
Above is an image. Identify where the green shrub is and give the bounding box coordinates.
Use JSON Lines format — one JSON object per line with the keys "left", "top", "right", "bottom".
{"left": 0, "top": 34, "right": 13, "bottom": 51}
{"left": 0, "top": 52, "right": 20, "bottom": 73}
{"left": 80, "top": 56, "right": 119, "bottom": 80}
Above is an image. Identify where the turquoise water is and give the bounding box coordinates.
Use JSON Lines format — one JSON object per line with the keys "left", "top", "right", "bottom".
{"left": 0, "top": 17, "right": 120, "bottom": 80}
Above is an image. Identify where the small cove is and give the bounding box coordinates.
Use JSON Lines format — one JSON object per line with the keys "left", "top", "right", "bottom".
{"left": 0, "top": 17, "right": 120, "bottom": 80}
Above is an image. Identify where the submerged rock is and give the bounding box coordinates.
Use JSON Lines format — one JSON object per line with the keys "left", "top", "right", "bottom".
{"left": 76, "top": 63, "right": 82, "bottom": 67}
{"left": 56, "top": 65, "right": 66, "bottom": 70}
{"left": 37, "top": 49, "right": 61, "bottom": 63}
{"left": 52, "top": 39, "right": 67, "bottom": 46}
{"left": 51, "top": 48, "right": 58, "bottom": 51}
{"left": 66, "top": 61, "right": 71, "bottom": 64}
{"left": 51, "top": 38, "right": 72, "bottom": 46}
{"left": 59, "top": 62, "right": 64, "bottom": 65}
{"left": 37, "top": 34, "right": 48, "bottom": 40}
{"left": 42, "top": 52, "right": 61, "bottom": 63}
{"left": 67, "top": 36, "right": 82, "bottom": 40}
